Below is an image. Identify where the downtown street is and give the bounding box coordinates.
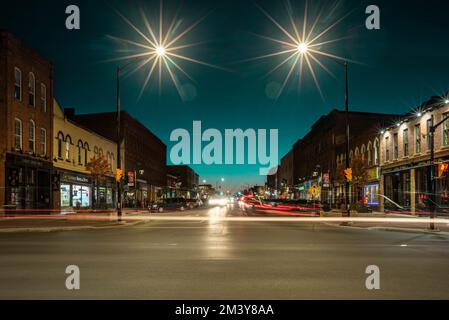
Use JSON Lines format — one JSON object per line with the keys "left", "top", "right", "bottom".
{"left": 1, "top": 205, "right": 449, "bottom": 299}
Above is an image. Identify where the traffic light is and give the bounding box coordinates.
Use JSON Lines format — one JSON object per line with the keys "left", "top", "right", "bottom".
{"left": 438, "top": 163, "right": 449, "bottom": 178}
{"left": 344, "top": 168, "right": 353, "bottom": 182}
{"left": 115, "top": 169, "right": 124, "bottom": 182}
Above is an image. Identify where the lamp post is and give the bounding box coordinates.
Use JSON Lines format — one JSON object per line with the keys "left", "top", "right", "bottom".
{"left": 428, "top": 110, "right": 449, "bottom": 230}
{"left": 297, "top": 46, "right": 350, "bottom": 216}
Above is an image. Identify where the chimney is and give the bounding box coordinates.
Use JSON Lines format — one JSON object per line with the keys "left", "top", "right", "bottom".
{"left": 64, "top": 108, "right": 75, "bottom": 119}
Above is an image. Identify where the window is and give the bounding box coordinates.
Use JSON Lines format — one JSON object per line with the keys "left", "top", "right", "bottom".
{"left": 415, "top": 124, "right": 421, "bottom": 153}
{"left": 40, "top": 128, "right": 46, "bottom": 156}
{"left": 40, "top": 83, "right": 47, "bottom": 112}
{"left": 84, "top": 143, "right": 89, "bottom": 164}
{"left": 385, "top": 137, "right": 390, "bottom": 162}
{"left": 367, "top": 143, "right": 372, "bottom": 166}
{"left": 94, "top": 146, "right": 98, "bottom": 159}
{"left": 374, "top": 140, "right": 379, "bottom": 165}
{"left": 57, "top": 132, "right": 64, "bottom": 159}
{"left": 14, "top": 118, "right": 22, "bottom": 150}
{"left": 65, "top": 135, "right": 72, "bottom": 160}
{"left": 28, "top": 120, "right": 35, "bottom": 153}
{"left": 427, "top": 117, "right": 433, "bottom": 149}
{"left": 403, "top": 128, "right": 409, "bottom": 157}
{"left": 443, "top": 113, "right": 449, "bottom": 146}
{"left": 14, "top": 67, "right": 22, "bottom": 101}
{"left": 393, "top": 133, "right": 398, "bottom": 160}
{"left": 361, "top": 145, "right": 366, "bottom": 161}
{"left": 28, "top": 73, "right": 35, "bottom": 107}
{"left": 77, "top": 140, "right": 83, "bottom": 164}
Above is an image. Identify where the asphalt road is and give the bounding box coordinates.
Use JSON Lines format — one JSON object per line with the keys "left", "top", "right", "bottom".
{"left": 1, "top": 205, "right": 449, "bottom": 299}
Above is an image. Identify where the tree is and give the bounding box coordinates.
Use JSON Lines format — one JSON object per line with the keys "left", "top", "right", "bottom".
{"left": 85, "top": 155, "right": 111, "bottom": 208}
{"left": 350, "top": 155, "right": 368, "bottom": 205}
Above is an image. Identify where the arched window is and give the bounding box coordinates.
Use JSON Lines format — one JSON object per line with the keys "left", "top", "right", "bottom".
{"left": 77, "top": 140, "right": 83, "bottom": 164}
{"left": 28, "top": 120, "right": 35, "bottom": 153}
{"left": 367, "top": 142, "right": 372, "bottom": 166}
{"left": 354, "top": 147, "right": 360, "bottom": 158}
{"left": 98, "top": 148, "right": 103, "bottom": 158}
{"left": 57, "top": 132, "right": 64, "bottom": 159}
{"left": 374, "top": 139, "right": 379, "bottom": 165}
{"left": 14, "top": 67, "right": 22, "bottom": 101}
{"left": 14, "top": 118, "right": 22, "bottom": 150}
{"left": 65, "top": 135, "right": 72, "bottom": 160}
{"left": 28, "top": 72, "right": 35, "bottom": 107}
{"left": 349, "top": 150, "right": 354, "bottom": 161}
{"left": 84, "top": 142, "right": 90, "bottom": 164}
{"left": 361, "top": 145, "right": 366, "bottom": 161}
{"left": 94, "top": 146, "right": 98, "bottom": 159}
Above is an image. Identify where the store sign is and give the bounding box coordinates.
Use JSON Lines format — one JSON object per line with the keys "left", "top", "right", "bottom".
{"left": 367, "top": 167, "right": 380, "bottom": 181}
{"left": 127, "top": 171, "right": 135, "bottom": 187}
{"left": 61, "top": 172, "right": 91, "bottom": 185}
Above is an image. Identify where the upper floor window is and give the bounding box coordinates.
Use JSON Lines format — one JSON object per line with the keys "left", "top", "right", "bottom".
{"left": 14, "top": 118, "right": 22, "bottom": 150}
{"left": 40, "top": 128, "right": 46, "bottom": 156}
{"left": 427, "top": 116, "right": 433, "bottom": 149}
{"left": 77, "top": 140, "right": 83, "bottom": 164}
{"left": 415, "top": 124, "right": 421, "bottom": 153}
{"left": 28, "top": 73, "right": 35, "bottom": 107}
{"left": 28, "top": 120, "right": 35, "bottom": 154}
{"left": 443, "top": 113, "right": 449, "bottom": 147}
{"left": 14, "top": 67, "right": 22, "bottom": 101}
{"left": 385, "top": 137, "right": 390, "bottom": 162}
{"left": 65, "top": 135, "right": 72, "bottom": 160}
{"left": 84, "top": 142, "right": 90, "bottom": 164}
{"left": 94, "top": 146, "right": 98, "bottom": 159}
{"left": 403, "top": 128, "right": 409, "bottom": 157}
{"left": 367, "top": 143, "right": 372, "bottom": 166}
{"left": 57, "top": 132, "right": 64, "bottom": 159}
{"left": 393, "top": 133, "right": 398, "bottom": 160}
{"left": 40, "top": 83, "right": 47, "bottom": 112}
{"left": 374, "top": 140, "right": 379, "bottom": 165}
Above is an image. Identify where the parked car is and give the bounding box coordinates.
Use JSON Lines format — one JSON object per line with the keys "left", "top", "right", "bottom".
{"left": 149, "top": 198, "right": 188, "bottom": 212}
{"left": 185, "top": 198, "right": 203, "bottom": 209}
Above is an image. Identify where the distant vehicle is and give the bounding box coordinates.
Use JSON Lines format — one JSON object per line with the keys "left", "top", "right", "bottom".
{"left": 149, "top": 198, "right": 188, "bottom": 212}
{"left": 208, "top": 195, "right": 228, "bottom": 206}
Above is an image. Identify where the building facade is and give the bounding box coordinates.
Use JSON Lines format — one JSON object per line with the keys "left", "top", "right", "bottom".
{"left": 52, "top": 101, "right": 117, "bottom": 210}
{"left": 65, "top": 110, "right": 167, "bottom": 208}
{"left": 166, "top": 165, "right": 199, "bottom": 199}
{"left": 293, "top": 109, "right": 399, "bottom": 207}
{"left": 380, "top": 95, "right": 449, "bottom": 213}
{"left": 0, "top": 32, "right": 54, "bottom": 209}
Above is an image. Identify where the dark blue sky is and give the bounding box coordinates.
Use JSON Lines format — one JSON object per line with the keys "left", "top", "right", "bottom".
{"left": 2, "top": 0, "right": 449, "bottom": 189}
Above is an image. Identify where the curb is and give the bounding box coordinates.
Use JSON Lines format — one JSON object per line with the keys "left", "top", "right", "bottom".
{"left": 0, "top": 220, "right": 144, "bottom": 233}
{"left": 323, "top": 222, "right": 449, "bottom": 236}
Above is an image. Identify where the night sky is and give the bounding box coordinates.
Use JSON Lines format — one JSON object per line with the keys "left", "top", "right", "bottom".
{"left": 2, "top": 0, "right": 449, "bottom": 189}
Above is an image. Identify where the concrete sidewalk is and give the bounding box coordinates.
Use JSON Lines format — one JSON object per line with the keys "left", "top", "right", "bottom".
{"left": 322, "top": 210, "right": 449, "bottom": 234}
{"left": 0, "top": 217, "right": 140, "bottom": 233}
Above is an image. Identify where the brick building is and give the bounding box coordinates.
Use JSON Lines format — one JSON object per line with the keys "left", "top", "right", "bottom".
{"left": 380, "top": 94, "right": 449, "bottom": 213}
{"left": 65, "top": 110, "right": 166, "bottom": 207}
{"left": 166, "top": 165, "right": 199, "bottom": 198}
{"left": 293, "top": 109, "right": 399, "bottom": 207}
{"left": 53, "top": 101, "right": 117, "bottom": 210}
{"left": 0, "top": 32, "right": 54, "bottom": 209}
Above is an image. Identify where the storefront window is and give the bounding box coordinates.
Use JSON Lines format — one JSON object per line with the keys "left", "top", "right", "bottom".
{"left": 61, "top": 184, "right": 71, "bottom": 208}
{"left": 72, "top": 185, "right": 90, "bottom": 208}
{"left": 364, "top": 184, "right": 379, "bottom": 206}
